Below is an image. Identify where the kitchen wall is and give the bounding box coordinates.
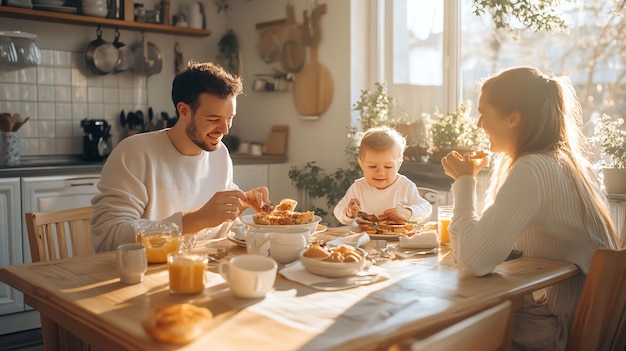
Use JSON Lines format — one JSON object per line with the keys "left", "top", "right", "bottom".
{"left": 0, "top": 0, "right": 372, "bottom": 213}
{"left": 0, "top": 49, "right": 147, "bottom": 155}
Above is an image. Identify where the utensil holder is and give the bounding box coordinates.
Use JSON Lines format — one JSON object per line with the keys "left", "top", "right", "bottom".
{"left": 0, "top": 132, "right": 20, "bottom": 164}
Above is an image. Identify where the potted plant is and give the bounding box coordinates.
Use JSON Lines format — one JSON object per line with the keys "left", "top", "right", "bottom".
{"left": 422, "top": 102, "right": 489, "bottom": 163}
{"left": 591, "top": 113, "right": 626, "bottom": 194}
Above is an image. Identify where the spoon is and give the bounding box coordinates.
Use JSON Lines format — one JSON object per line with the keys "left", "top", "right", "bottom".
{"left": 0, "top": 115, "right": 10, "bottom": 132}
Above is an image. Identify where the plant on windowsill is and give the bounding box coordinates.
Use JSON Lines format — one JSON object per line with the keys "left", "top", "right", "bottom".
{"left": 422, "top": 102, "right": 489, "bottom": 163}
{"left": 590, "top": 113, "right": 626, "bottom": 193}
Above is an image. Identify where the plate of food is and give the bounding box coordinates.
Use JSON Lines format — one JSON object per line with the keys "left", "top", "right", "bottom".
{"left": 354, "top": 211, "right": 416, "bottom": 240}
{"left": 299, "top": 243, "right": 366, "bottom": 278}
{"left": 240, "top": 198, "right": 322, "bottom": 234}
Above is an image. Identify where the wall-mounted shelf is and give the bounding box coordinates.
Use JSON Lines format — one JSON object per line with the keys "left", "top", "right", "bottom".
{"left": 0, "top": 6, "right": 211, "bottom": 37}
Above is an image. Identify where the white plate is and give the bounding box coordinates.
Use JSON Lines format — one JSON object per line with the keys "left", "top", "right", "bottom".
{"left": 33, "top": 4, "right": 78, "bottom": 13}
{"left": 239, "top": 214, "right": 322, "bottom": 233}
{"left": 299, "top": 250, "right": 366, "bottom": 278}
{"left": 226, "top": 231, "right": 246, "bottom": 248}
{"left": 350, "top": 230, "right": 412, "bottom": 241}
{"left": 388, "top": 244, "right": 438, "bottom": 255}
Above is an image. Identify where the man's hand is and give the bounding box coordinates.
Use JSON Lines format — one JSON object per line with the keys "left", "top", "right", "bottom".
{"left": 241, "top": 186, "right": 269, "bottom": 213}
{"left": 183, "top": 189, "right": 247, "bottom": 234}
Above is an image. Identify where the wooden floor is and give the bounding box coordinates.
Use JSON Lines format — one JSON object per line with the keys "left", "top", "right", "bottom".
{"left": 0, "top": 329, "right": 43, "bottom": 351}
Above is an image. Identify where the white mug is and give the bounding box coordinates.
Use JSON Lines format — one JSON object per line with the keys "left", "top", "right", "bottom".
{"left": 116, "top": 243, "right": 147, "bottom": 284}
{"left": 244, "top": 229, "right": 271, "bottom": 256}
{"left": 218, "top": 255, "right": 277, "bottom": 298}
{"left": 269, "top": 229, "right": 308, "bottom": 265}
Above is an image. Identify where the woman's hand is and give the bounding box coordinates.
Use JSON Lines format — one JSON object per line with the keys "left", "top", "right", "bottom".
{"left": 441, "top": 150, "right": 488, "bottom": 180}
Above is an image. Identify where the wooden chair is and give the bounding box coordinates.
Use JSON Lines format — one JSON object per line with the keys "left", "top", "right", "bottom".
{"left": 567, "top": 248, "right": 626, "bottom": 351}
{"left": 409, "top": 300, "right": 513, "bottom": 351}
{"left": 25, "top": 206, "right": 95, "bottom": 262}
{"left": 417, "top": 187, "right": 440, "bottom": 205}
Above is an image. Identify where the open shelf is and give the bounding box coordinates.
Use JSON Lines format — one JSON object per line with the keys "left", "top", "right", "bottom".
{"left": 0, "top": 6, "right": 211, "bottom": 37}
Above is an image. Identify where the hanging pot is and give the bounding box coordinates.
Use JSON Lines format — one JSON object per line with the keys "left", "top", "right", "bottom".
{"left": 85, "top": 26, "right": 119, "bottom": 75}
{"left": 112, "top": 28, "right": 134, "bottom": 73}
{"left": 132, "top": 34, "right": 162, "bottom": 76}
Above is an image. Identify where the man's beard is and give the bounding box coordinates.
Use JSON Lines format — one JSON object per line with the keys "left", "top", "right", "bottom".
{"left": 186, "top": 120, "right": 220, "bottom": 152}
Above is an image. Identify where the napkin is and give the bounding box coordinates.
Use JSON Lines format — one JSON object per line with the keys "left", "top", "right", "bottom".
{"left": 326, "top": 232, "right": 370, "bottom": 248}
{"left": 398, "top": 230, "right": 438, "bottom": 249}
{"left": 280, "top": 262, "right": 388, "bottom": 291}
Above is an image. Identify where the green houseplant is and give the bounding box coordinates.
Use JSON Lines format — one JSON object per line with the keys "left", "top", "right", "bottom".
{"left": 591, "top": 113, "right": 626, "bottom": 193}
{"left": 422, "top": 102, "right": 489, "bottom": 162}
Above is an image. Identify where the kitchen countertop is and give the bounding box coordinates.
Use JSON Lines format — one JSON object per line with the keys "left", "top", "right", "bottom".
{"left": 0, "top": 154, "right": 287, "bottom": 178}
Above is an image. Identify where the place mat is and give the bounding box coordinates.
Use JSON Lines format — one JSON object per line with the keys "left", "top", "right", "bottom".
{"left": 280, "top": 262, "right": 388, "bottom": 291}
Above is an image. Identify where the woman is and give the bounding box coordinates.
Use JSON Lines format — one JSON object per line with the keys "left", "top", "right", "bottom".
{"left": 441, "top": 66, "right": 617, "bottom": 350}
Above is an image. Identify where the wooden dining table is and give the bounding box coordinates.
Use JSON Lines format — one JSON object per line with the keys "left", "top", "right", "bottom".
{"left": 0, "top": 226, "right": 580, "bottom": 351}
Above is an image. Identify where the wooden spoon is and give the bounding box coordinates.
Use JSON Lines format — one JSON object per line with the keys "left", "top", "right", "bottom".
{"left": 0, "top": 114, "right": 11, "bottom": 132}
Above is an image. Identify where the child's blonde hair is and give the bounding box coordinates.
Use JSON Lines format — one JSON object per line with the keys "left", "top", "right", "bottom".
{"left": 358, "top": 126, "right": 406, "bottom": 161}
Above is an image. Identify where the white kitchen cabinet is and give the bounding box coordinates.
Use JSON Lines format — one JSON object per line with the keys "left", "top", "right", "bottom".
{"left": 0, "top": 174, "right": 101, "bottom": 334}
{"left": 0, "top": 178, "right": 22, "bottom": 317}
{"left": 233, "top": 164, "right": 269, "bottom": 191}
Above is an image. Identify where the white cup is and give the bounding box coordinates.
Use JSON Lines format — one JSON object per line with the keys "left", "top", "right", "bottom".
{"left": 116, "top": 243, "right": 147, "bottom": 284}
{"left": 269, "top": 229, "right": 308, "bottom": 265}
{"left": 244, "top": 229, "right": 271, "bottom": 256}
{"left": 218, "top": 255, "right": 277, "bottom": 298}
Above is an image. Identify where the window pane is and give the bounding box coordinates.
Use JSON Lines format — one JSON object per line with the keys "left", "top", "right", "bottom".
{"left": 460, "top": 0, "right": 625, "bottom": 131}
{"left": 393, "top": 0, "right": 443, "bottom": 86}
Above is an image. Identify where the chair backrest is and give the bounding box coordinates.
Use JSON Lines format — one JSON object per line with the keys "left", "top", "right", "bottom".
{"left": 567, "top": 248, "right": 626, "bottom": 351}
{"left": 417, "top": 187, "right": 440, "bottom": 205}
{"left": 25, "top": 206, "right": 95, "bottom": 262}
{"left": 410, "top": 300, "right": 512, "bottom": 351}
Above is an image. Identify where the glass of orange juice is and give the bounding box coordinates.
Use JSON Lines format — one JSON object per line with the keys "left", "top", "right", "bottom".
{"left": 167, "top": 253, "right": 208, "bottom": 294}
{"left": 437, "top": 206, "right": 453, "bottom": 245}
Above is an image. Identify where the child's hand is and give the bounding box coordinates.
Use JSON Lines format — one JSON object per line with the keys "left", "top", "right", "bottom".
{"left": 346, "top": 199, "right": 361, "bottom": 218}
{"left": 382, "top": 206, "right": 411, "bottom": 223}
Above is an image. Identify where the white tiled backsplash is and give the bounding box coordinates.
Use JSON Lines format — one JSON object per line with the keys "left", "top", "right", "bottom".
{"left": 0, "top": 49, "right": 147, "bottom": 157}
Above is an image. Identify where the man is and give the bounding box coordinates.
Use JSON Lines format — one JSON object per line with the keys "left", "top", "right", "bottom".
{"left": 91, "top": 61, "right": 267, "bottom": 252}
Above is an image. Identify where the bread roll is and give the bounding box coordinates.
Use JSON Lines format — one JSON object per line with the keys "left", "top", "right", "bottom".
{"left": 143, "top": 303, "right": 213, "bottom": 344}
{"left": 304, "top": 243, "right": 330, "bottom": 258}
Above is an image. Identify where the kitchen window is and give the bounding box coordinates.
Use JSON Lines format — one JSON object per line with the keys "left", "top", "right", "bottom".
{"left": 376, "top": 0, "right": 626, "bottom": 135}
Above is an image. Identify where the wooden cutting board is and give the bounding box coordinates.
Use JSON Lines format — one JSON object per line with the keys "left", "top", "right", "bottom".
{"left": 292, "top": 4, "right": 333, "bottom": 117}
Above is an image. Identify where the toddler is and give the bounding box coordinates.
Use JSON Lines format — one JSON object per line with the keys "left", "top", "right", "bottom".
{"left": 334, "top": 126, "right": 432, "bottom": 225}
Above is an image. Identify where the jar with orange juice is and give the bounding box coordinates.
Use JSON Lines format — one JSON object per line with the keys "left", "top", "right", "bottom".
{"left": 136, "top": 221, "right": 181, "bottom": 263}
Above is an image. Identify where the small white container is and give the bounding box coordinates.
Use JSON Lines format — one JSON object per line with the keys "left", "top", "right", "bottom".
{"left": 82, "top": 5, "right": 108, "bottom": 17}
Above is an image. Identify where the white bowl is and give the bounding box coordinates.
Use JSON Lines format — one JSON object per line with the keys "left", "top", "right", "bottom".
{"left": 299, "top": 249, "right": 366, "bottom": 278}
{"left": 82, "top": 6, "right": 108, "bottom": 17}
{"left": 239, "top": 214, "right": 322, "bottom": 235}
